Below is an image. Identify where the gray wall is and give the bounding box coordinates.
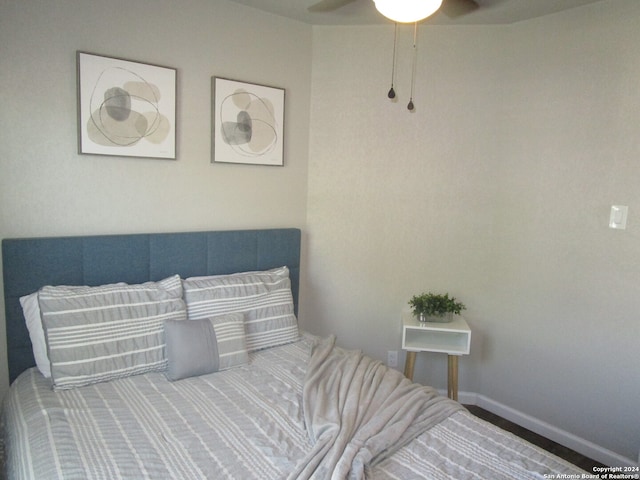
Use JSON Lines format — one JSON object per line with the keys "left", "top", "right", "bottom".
{"left": 302, "top": 0, "right": 639, "bottom": 465}
{"left": 0, "top": 0, "right": 311, "bottom": 394}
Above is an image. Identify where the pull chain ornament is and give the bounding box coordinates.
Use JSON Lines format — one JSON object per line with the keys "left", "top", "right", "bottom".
{"left": 388, "top": 23, "right": 398, "bottom": 99}
{"left": 386, "top": 22, "right": 421, "bottom": 112}
{"left": 408, "top": 22, "right": 418, "bottom": 111}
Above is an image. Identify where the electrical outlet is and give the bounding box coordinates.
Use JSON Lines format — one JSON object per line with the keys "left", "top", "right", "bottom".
{"left": 387, "top": 350, "right": 398, "bottom": 368}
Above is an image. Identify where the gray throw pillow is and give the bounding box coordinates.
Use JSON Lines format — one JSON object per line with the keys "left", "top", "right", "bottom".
{"left": 165, "top": 312, "right": 248, "bottom": 381}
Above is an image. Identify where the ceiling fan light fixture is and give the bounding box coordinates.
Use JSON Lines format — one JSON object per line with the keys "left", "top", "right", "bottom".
{"left": 373, "top": 0, "right": 443, "bottom": 23}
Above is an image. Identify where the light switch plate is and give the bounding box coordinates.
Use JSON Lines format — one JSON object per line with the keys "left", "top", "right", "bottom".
{"left": 609, "top": 205, "right": 628, "bottom": 230}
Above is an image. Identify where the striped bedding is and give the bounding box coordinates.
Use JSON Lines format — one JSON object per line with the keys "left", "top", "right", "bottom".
{"left": 1, "top": 334, "right": 586, "bottom": 480}
{"left": 183, "top": 267, "right": 299, "bottom": 352}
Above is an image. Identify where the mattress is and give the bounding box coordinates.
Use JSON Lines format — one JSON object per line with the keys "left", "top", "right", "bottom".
{"left": 2, "top": 334, "right": 586, "bottom": 479}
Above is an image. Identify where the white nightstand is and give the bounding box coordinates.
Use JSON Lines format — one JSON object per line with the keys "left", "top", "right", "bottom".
{"left": 401, "top": 309, "right": 471, "bottom": 401}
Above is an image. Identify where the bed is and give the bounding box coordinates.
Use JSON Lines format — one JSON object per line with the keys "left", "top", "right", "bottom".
{"left": 1, "top": 228, "right": 588, "bottom": 479}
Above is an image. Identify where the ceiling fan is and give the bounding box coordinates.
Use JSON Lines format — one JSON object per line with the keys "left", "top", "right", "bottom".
{"left": 308, "top": 0, "right": 480, "bottom": 19}
{"left": 307, "top": 0, "right": 483, "bottom": 111}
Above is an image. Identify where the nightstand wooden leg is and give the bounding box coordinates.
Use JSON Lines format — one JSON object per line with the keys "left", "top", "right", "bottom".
{"left": 404, "top": 351, "right": 416, "bottom": 381}
{"left": 447, "top": 355, "right": 459, "bottom": 401}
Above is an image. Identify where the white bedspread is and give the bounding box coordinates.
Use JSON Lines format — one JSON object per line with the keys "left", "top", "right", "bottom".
{"left": 1, "top": 334, "right": 588, "bottom": 480}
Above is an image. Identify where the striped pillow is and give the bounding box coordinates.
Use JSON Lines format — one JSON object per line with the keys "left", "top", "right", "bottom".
{"left": 164, "top": 313, "right": 249, "bottom": 381}
{"left": 183, "top": 267, "right": 299, "bottom": 352}
{"left": 39, "top": 275, "right": 185, "bottom": 390}
{"left": 210, "top": 313, "right": 250, "bottom": 370}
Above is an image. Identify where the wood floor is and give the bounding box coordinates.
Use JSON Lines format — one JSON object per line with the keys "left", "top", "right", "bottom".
{"left": 464, "top": 405, "right": 607, "bottom": 472}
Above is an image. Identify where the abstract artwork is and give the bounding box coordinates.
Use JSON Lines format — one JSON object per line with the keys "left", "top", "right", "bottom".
{"left": 77, "top": 52, "right": 177, "bottom": 159}
{"left": 212, "top": 77, "right": 285, "bottom": 166}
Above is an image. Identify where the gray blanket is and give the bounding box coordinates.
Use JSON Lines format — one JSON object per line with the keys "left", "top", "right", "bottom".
{"left": 290, "top": 335, "right": 463, "bottom": 480}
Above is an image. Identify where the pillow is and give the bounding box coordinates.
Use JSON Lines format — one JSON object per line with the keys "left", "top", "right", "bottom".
{"left": 38, "top": 275, "right": 185, "bottom": 390}
{"left": 20, "top": 282, "right": 127, "bottom": 378}
{"left": 164, "top": 312, "right": 248, "bottom": 381}
{"left": 183, "top": 266, "right": 299, "bottom": 352}
{"left": 20, "top": 292, "right": 51, "bottom": 378}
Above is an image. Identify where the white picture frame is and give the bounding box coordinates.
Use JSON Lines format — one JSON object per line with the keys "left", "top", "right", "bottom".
{"left": 212, "top": 77, "right": 285, "bottom": 166}
{"left": 77, "top": 51, "right": 177, "bottom": 160}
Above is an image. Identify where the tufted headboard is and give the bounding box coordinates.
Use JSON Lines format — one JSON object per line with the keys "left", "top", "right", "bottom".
{"left": 2, "top": 228, "right": 301, "bottom": 384}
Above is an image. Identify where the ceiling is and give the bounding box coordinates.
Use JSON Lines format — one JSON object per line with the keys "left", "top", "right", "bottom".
{"left": 226, "top": 0, "right": 604, "bottom": 26}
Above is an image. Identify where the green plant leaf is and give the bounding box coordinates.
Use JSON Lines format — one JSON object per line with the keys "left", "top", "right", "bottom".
{"left": 408, "top": 292, "right": 466, "bottom": 316}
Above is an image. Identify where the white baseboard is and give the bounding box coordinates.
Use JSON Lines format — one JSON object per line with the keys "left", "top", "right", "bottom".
{"left": 447, "top": 390, "right": 638, "bottom": 468}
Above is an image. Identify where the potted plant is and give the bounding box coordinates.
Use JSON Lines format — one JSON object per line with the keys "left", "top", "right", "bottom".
{"left": 408, "top": 292, "right": 466, "bottom": 323}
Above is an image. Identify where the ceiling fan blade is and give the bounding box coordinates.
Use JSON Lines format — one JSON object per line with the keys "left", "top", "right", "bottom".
{"left": 308, "top": 0, "right": 357, "bottom": 13}
{"left": 441, "top": 0, "right": 479, "bottom": 18}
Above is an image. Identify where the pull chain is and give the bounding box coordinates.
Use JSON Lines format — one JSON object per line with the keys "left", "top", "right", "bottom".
{"left": 408, "top": 22, "right": 418, "bottom": 111}
{"left": 388, "top": 23, "right": 398, "bottom": 99}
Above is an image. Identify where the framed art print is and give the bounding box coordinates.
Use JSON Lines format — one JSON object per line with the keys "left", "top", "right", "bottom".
{"left": 77, "top": 51, "right": 177, "bottom": 159}
{"left": 212, "top": 77, "right": 285, "bottom": 166}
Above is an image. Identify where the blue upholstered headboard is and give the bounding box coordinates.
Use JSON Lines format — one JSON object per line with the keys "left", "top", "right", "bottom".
{"left": 2, "top": 228, "right": 301, "bottom": 384}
